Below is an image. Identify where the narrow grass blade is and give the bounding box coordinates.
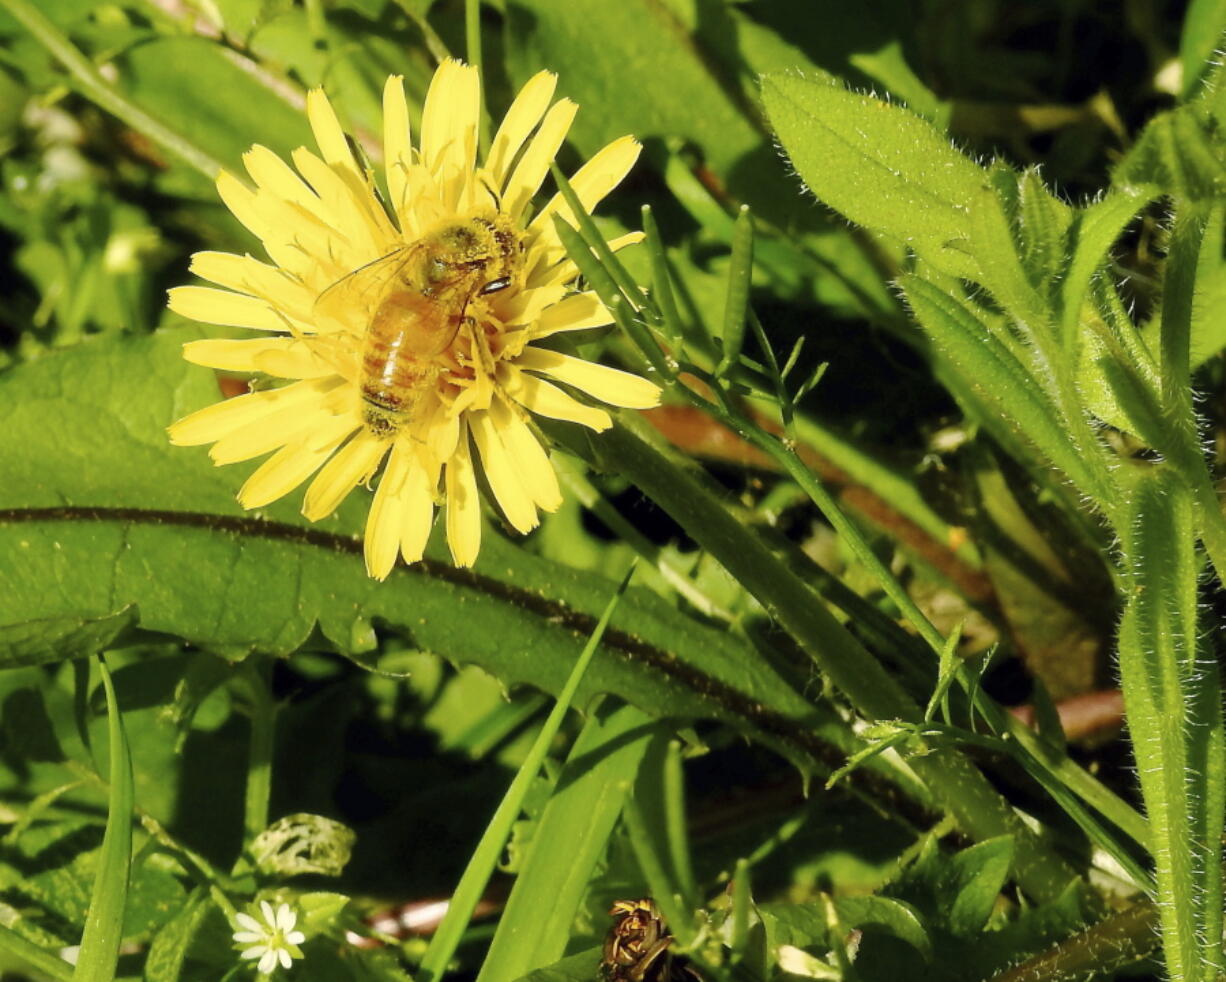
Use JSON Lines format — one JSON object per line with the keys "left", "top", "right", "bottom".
{"left": 641, "top": 205, "right": 686, "bottom": 343}
{"left": 716, "top": 206, "right": 754, "bottom": 377}
{"left": 74, "top": 655, "right": 134, "bottom": 982}
{"left": 477, "top": 703, "right": 656, "bottom": 982}
{"left": 417, "top": 566, "right": 637, "bottom": 982}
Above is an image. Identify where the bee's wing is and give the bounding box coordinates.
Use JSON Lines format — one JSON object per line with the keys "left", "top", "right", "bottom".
{"left": 312, "top": 244, "right": 422, "bottom": 332}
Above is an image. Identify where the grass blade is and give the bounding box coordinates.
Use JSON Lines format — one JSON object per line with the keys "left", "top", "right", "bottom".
{"left": 716, "top": 205, "right": 754, "bottom": 378}
{"left": 73, "top": 655, "right": 134, "bottom": 982}
{"left": 418, "top": 566, "right": 637, "bottom": 982}
{"left": 477, "top": 703, "right": 656, "bottom": 982}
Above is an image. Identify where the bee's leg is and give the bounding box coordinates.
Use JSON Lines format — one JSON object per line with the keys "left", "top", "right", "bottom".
{"left": 461, "top": 315, "right": 498, "bottom": 379}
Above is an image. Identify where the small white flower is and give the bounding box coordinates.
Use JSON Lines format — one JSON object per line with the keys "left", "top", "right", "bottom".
{"left": 232, "top": 900, "right": 306, "bottom": 974}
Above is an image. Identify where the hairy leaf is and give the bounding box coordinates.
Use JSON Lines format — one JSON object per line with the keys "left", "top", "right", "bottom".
{"left": 762, "top": 70, "right": 986, "bottom": 278}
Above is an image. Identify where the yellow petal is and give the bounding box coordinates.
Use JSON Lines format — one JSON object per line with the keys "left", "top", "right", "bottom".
{"left": 211, "top": 408, "right": 353, "bottom": 465}
{"left": 302, "top": 430, "right": 389, "bottom": 521}
{"left": 444, "top": 423, "right": 481, "bottom": 567}
{"left": 419, "top": 59, "right": 480, "bottom": 208}
{"left": 492, "top": 400, "right": 561, "bottom": 511}
{"left": 215, "top": 170, "right": 340, "bottom": 280}
{"left": 530, "top": 136, "right": 641, "bottom": 235}
{"left": 306, "top": 88, "right": 359, "bottom": 177}
{"left": 531, "top": 291, "right": 613, "bottom": 337}
{"left": 238, "top": 426, "right": 353, "bottom": 509}
{"left": 291, "top": 148, "right": 390, "bottom": 262}
{"left": 169, "top": 286, "right": 300, "bottom": 333}
{"left": 182, "top": 338, "right": 333, "bottom": 378}
{"left": 243, "top": 145, "right": 322, "bottom": 214}
{"left": 498, "top": 283, "right": 566, "bottom": 326}
{"left": 399, "top": 456, "right": 438, "bottom": 564}
{"left": 486, "top": 70, "right": 557, "bottom": 188}
{"left": 364, "top": 440, "right": 413, "bottom": 579}
{"left": 516, "top": 347, "right": 660, "bottom": 408}
{"left": 506, "top": 368, "right": 612, "bottom": 431}
{"left": 527, "top": 231, "right": 645, "bottom": 289}
{"left": 168, "top": 378, "right": 341, "bottom": 445}
{"left": 471, "top": 411, "right": 538, "bottom": 533}
{"left": 189, "top": 252, "right": 316, "bottom": 324}
{"left": 502, "top": 99, "right": 577, "bottom": 221}
{"left": 383, "top": 75, "right": 413, "bottom": 230}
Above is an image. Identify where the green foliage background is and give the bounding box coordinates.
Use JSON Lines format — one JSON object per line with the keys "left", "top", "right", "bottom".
{"left": 0, "top": 1, "right": 1225, "bottom": 981}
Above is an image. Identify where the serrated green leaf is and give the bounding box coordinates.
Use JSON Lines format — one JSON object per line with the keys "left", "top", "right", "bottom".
{"left": 0, "top": 331, "right": 829, "bottom": 768}
{"left": 761, "top": 70, "right": 985, "bottom": 278}
{"left": 938, "top": 836, "right": 1014, "bottom": 938}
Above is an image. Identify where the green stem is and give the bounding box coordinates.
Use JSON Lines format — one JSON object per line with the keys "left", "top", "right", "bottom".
{"left": 0, "top": 0, "right": 223, "bottom": 178}
{"left": 987, "top": 900, "right": 1159, "bottom": 982}
{"left": 1118, "top": 469, "right": 1220, "bottom": 980}
{"left": 591, "top": 421, "right": 1079, "bottom": 901}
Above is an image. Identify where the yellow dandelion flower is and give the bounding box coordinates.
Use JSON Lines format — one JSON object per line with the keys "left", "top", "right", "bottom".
{"left": 168, "top": 60, "right": 660, "bottom": 578}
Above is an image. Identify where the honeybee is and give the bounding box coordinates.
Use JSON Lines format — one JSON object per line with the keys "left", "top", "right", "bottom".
{"left": 315, "top": 211, "right": 524, "bottom": 438}
{"left": 601, "top": 899, "right": 701, "bottom": 982}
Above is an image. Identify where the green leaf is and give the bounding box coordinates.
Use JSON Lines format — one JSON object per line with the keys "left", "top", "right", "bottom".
{"left": 1062, "top": 186, "right": 1160, "bottom": 355}
{"left": 251, "top": 814, "right": 356, "bottom": 878}
{"left": 0, "top": 607, "right": 136, "bottom": 670}
{"left": 899, "top": 274, "right": 1090, "bottom": 493}
{"left": 513, "top": 948, "right": 601, "bottom": 982}
{"left": 1114, "top": 101, "right": 1226, "bottom": 201}
{"left": 114, "top": 35, "right": 311, "bottom": 172}
{"left": 477, "top": 703, "right": 654, "bottom": 982}
{"left": 73, "top": 657, "right": 134, "bottom": 982}
{"left": 759, "top": 896, "right": 931, "bottom": 960}
{"left": 1016, "top": 167, "right": 1074, "bottom": 295}
{"left": 0, "top": 331, "right": 827, "bottom": 767}
{"left": 938, "top": 836, "right": 1015, "bottom": 937}
{"left": 1179, "top": 2, "right": 1226, "bottom": 98}
{"left": 761, "top": 70, "right": 986, "bottom": 278}
{"left": 143, "top": 889, "right": 210, "bottom": 982}
{"left": 296, "top": 892, "right": 350, "bottom": 937}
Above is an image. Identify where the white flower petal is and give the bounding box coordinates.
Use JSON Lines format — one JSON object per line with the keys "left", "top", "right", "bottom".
{"left": 234, "top": 913, "right": 262, "bottom": 933}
